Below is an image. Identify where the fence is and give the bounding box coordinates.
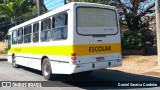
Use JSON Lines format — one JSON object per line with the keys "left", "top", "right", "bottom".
{"left": 122, "top": 46, "right": 157, "bottom": 55}
{"left": 122, "top": 48, "right": 145, "bottom": 55}
{"left": 145, "top": 46, "right": 157, "bottom": 55}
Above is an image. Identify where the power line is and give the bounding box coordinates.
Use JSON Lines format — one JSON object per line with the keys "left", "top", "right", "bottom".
{"left": 45, "top": 0, "right": 55, "bottom": 5}
{"left": 46, "top": 0, "right": 63, "bottom": 7}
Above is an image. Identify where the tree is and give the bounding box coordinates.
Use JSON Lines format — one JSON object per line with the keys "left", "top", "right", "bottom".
{"left": 116, "top": 0, "right": 155, "bottom": 49}
{"left": 115, "top": 0, "right": 155, "bottom": 31}
{"left": 0, "top": 0, "right": 35, "bottom": 23}
{"left": 0, "top": 0, "right": 36, "bottom": 41}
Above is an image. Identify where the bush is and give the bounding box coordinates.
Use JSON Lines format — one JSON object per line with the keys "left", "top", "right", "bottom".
{"left": 0, "top": 34, "right": 5, "bottom": 41}
{"left": 121, "top": 28, "right": 154, "bottom": 49}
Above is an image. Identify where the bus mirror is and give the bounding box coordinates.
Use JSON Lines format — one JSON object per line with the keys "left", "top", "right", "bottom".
{"left": 6, "top": 35, "right": 11, "bottom": 50}
{"left": 5, "top": 35, "right": 8, "bottom": 40}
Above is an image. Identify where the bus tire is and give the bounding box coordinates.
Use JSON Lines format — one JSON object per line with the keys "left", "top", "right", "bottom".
{"left": 12, "top": 55, "right": 19, "bottom": 68}
{"left": 42, "top": 58, "right": 53, "bottom": 80}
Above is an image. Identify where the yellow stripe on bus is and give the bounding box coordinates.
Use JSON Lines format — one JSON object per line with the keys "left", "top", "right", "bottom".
{"left": 73, "top": 43, "right": 121, "bottom": 56}
{"left": 8, "top": 43, "right": 121, "bottom": 56}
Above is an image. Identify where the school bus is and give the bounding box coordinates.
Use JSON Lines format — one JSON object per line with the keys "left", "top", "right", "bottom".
{"left": 7, "top": 2, "right": 122, "bottom": 80}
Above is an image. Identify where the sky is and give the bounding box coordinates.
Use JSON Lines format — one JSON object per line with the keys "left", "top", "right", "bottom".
{"left": 44, "top": 0, "right": 68, "bottom": 11}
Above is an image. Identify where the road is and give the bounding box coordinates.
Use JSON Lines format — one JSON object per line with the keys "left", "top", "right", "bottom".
{"left": 0, "top": 57, "right": 160, "bottom": 90}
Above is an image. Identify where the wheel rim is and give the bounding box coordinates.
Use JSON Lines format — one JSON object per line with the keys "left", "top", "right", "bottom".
{"left": 12, "top": 58, "right": 16, "bottom": 67}
{"left": 13, "top": 60, "right": 15, "bottom": 66}
{"left": 44, "top": 62, "right": 50, "bottom": 76}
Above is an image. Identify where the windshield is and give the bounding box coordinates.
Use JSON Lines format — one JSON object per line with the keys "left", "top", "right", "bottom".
{"left": 77, "top": 7, "right": 118, "bottom": 35}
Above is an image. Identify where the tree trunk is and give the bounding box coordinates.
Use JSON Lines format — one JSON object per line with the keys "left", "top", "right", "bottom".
{"left": 126, "top": 15, "right": 141, "bottom": 31}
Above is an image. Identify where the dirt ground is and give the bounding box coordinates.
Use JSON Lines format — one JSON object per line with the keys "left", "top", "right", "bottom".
{"left": 110, "top": 55, "right": 158, "bottom": 74}
{"left": 0, "top": 42, "right": 6, "bottom": 51}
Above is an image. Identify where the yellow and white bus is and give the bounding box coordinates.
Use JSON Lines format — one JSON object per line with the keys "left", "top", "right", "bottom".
{"left": 7, "top": 2, "right": 122, "bottom": 80}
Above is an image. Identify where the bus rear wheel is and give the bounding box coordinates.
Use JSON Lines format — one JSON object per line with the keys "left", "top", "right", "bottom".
{"left": 12, "top": 55, "right": 19, "bottom": 68}
{"left": 42, "top": 58, "right": 54, "bottom": 80}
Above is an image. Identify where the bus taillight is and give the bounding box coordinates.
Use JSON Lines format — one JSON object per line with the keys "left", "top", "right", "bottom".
{"left": 71, "top": 52, "right": 76, "bottom": 60}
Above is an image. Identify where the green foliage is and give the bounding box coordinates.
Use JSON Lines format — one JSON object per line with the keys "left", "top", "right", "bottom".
{"left": 0, "top": 0, "right": 36, "bottom": 41}
{"left": 0, "top": 0, "right": 35, "bottom": 23}
{"left": 121, "top": 28, "right": 154, "bottom": 49}
{"left": 0, "top": 34, "right": 5, "bottom": 41}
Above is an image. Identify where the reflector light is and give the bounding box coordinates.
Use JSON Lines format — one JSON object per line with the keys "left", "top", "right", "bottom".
{"left": 71, "top": 56, "right": 76, "bottom": 60}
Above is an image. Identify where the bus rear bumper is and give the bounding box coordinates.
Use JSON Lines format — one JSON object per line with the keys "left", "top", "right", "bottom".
{"left": 50, "top": 59, "right": 122, "bottom": 74}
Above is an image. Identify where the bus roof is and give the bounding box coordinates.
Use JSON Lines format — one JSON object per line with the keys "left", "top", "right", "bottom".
{"left": 8, "top": 2, "right": 116, "bottom": 32}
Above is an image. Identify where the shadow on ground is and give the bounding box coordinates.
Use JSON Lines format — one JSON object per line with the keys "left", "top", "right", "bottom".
{"left": 19, "top": 66, "right": 160, "bottom": 89}
{"left": 1, "top": 59, "right": 159, "bottom": 89}
{"left": 0, "top": 58, "right": 7, "bottom": 62}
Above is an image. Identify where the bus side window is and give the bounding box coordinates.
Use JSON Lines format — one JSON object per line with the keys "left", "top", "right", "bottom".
{"left": 33, "top": 23, "right": 39, "bottom": 43}
{"left": 41, "top": 19, "right": 51, "bottom": 42}
{"left": 52, "top": 17, "right": 55, "bottom": 28}
{"left": 17, "top": 28, "right": 23, "bottom": 44}
{"left": 63, "top": 12, "right": 68, "bottom": 38}
{"left": 64, "top": 13, "right": 68, "bottom": 26}
{"left": 24, "top": 25, "right": 31, "bottom": 43}
{"left": 42, "top": 19, "right": 51, "bottom": 30}
{"left": 12, "top": 30, "right": 17, "bottom": 44}
{"left": 55, "top": 14, "right": 64, "bottom": 27}
{"left": 52, "top": 12, "right": 68, "bottom": 40}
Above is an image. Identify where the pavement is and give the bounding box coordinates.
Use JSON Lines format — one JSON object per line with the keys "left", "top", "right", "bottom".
{"left": 0, "top": 55, "right": 7, "bottom": 59}
{"left": 0, "top": 55, "right": 160, "bottom": 78}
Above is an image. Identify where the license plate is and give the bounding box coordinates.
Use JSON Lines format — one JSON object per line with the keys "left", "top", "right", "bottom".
{"left": 96, "top": 57, "right": 105, "bottom": 62}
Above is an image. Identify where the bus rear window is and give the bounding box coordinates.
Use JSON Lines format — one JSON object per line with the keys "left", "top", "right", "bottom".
{"left": 77, "top": 7, "right": 118, "bottom": 35}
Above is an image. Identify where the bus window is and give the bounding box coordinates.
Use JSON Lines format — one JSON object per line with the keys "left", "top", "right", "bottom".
{"left": 77, "top": 8, "right": 118, "bottom": 35}
{"left": 55, "top": 14, "right": 64, "bottom": 27}
{"left": 17, "top": 28, "right": 23, "bottom": 44}
{"left": 33, "top": 23, "right": 39, "bottom": 43}
{"left": 52, "top": 17, "right": 55, "bottom": 28}
{"left": 24, "top": 25, "right": 31, "bottom": 43}
{"left": 41, "top": 19, "right": 51, "bottom": 30}
{"left": 51, "top": 12, "right": 68, "bottom": 40}
{"left": 64, "top": 13, "right": 68, "bottom": 25}
{"left": 12, "top": 30, "right": 17, "bottom": 44}
{"left": 41, "top": 18, "right": 51, "bottom": 42}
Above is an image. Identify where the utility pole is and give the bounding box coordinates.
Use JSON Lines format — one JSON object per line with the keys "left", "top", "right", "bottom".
{"left": 36, "top": 0, "right": 42, "bottom": 16}
{"left": 156, "top": 0, "right": 160, "bottom": 66}
{"left": 3, "top": 0, "right": 6, "bottom": 4}
{"left": 65, "top": 0, "right": 68, "bottom": 4}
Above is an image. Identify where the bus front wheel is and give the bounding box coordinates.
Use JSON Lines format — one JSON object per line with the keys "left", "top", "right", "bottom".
{"left": 42, "top": 58, "right": 54, "bottom": 80}
{"left": 12, "top": 55, "right": 19, "bottom": 68}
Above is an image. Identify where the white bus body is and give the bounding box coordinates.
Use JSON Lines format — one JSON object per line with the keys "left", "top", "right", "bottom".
{"left": 7, "top": 2, "right": 122, "bottom": 80}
